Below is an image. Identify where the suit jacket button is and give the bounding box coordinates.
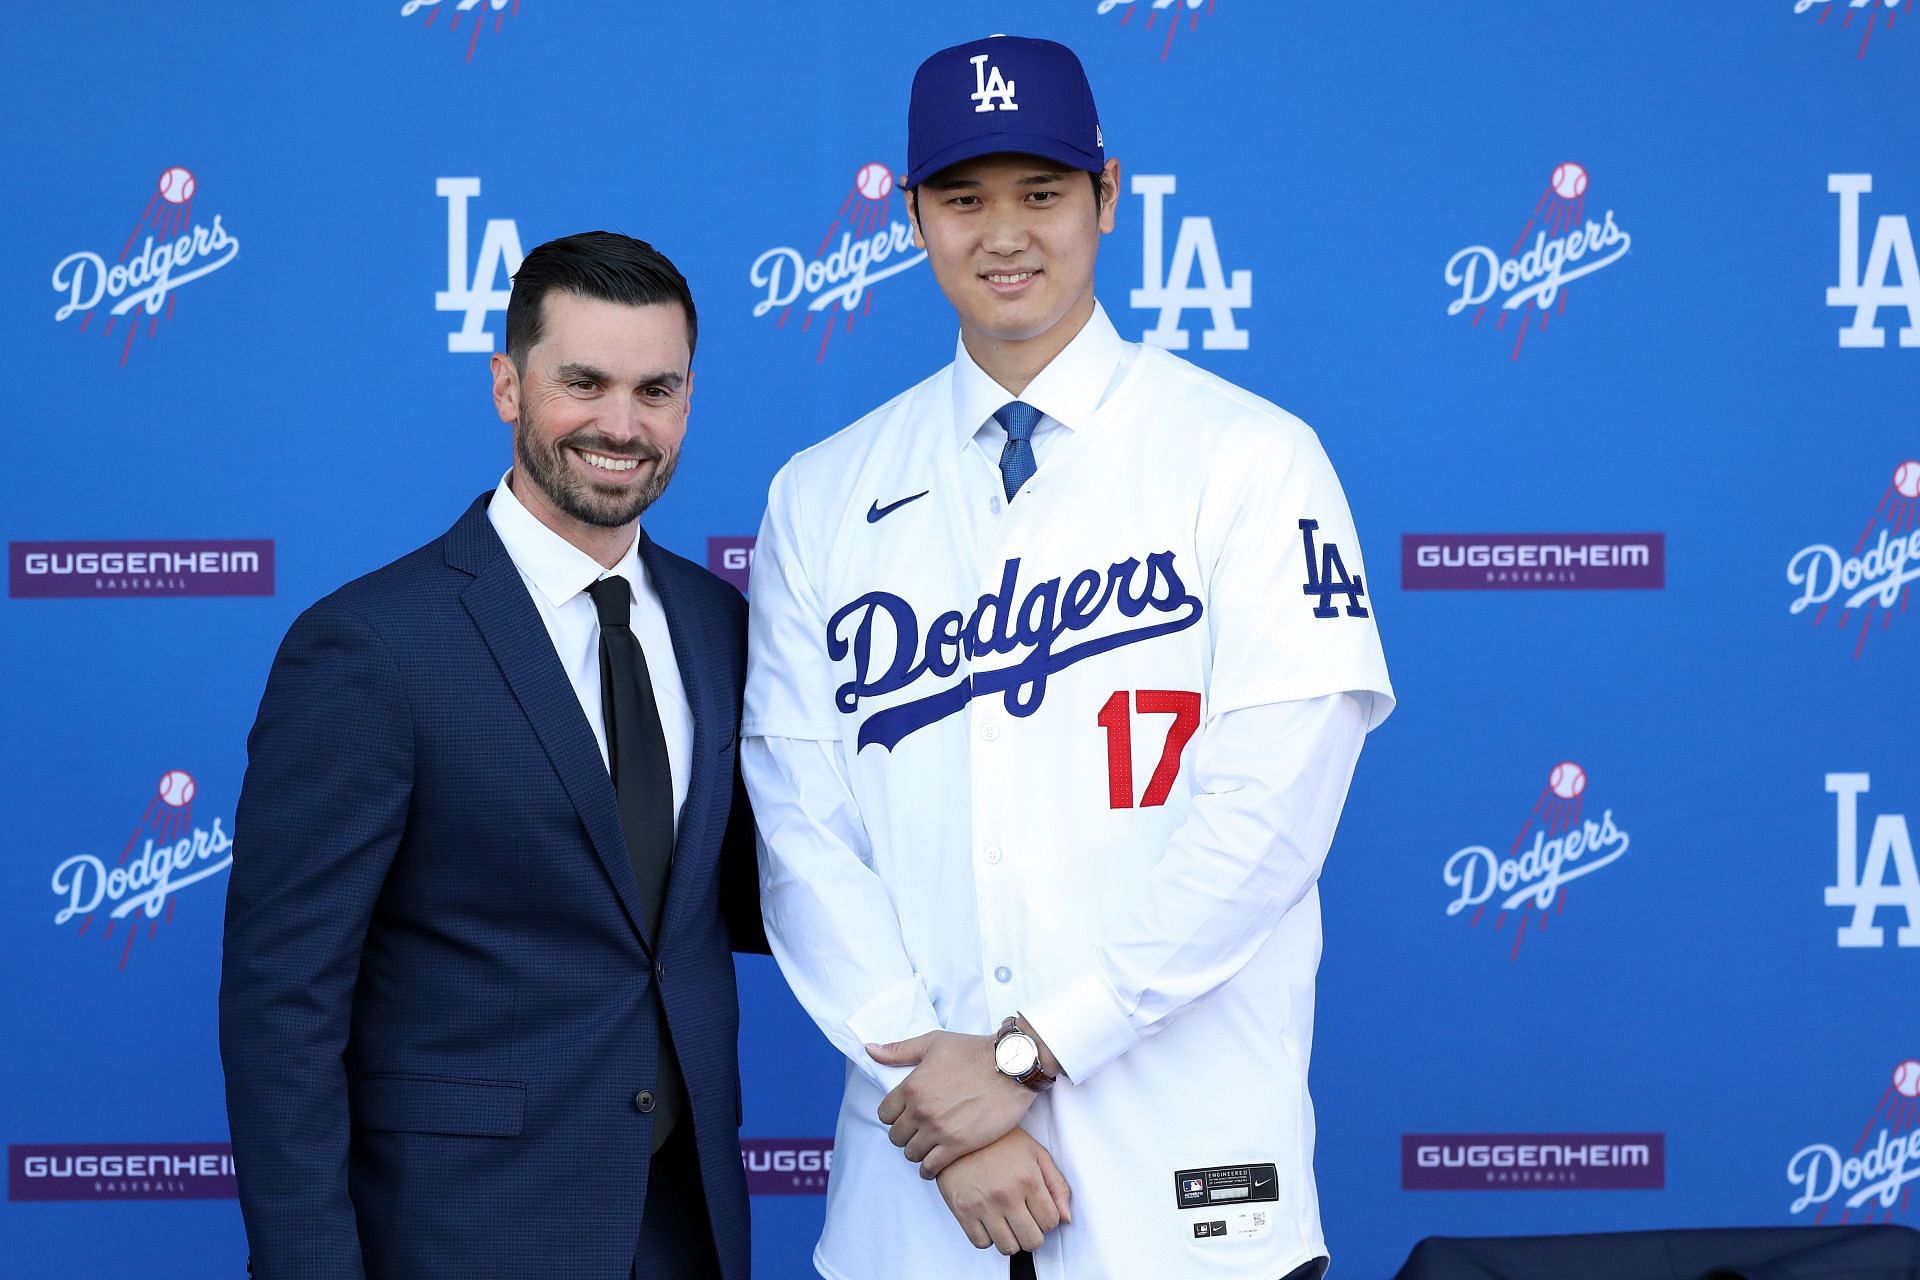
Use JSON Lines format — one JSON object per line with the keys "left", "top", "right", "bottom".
{"left": 634, "top": 1089, "right": 656, "bottom": 1114}
{"left": 655, "top": 962, "right": 666, "bottom": 982}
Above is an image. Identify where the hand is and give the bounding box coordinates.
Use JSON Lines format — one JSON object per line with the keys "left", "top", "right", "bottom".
{"left": 934, "top": 1127, "right": 1073, "bottom": 1255}
{"left": 869, "top": 1030, "right": 1036, "bottom": 1177}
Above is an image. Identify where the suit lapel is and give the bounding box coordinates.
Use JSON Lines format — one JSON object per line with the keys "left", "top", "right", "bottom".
{"left": 448, "top": 498, "right": 653, "bottom": 951}
{"left": 638, "top": 531, "right": 720, "bottom": 951}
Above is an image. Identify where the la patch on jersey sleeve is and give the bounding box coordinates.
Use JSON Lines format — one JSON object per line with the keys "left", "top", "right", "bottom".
{"left": 1201, "top": 423, "right": 1394, "bottom": 729}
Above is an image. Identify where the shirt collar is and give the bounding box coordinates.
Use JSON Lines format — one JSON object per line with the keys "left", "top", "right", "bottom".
{"left": 949, "top": 301, "right": 1127, "bottom": 450}
{"left": 487, "top": 470, "right": 643, "bottom": 609}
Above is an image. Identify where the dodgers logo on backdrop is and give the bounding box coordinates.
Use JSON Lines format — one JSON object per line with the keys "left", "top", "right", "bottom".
{"left": 1796, "top": 1, "right": 1902, "bottom": 58}
{"left": 401, "top": 0, "right": 516, "bottom": 62}
{"left": 1785, "top": 460, "right": 1920, "bottom": 658}
{"left": 48, "top": 771, "right": 232, "bottom": 970}
{"left": 749, "top": 162, "right": 927, "bottom": 363}
{"left": 1445, "top": 162, "right": 1631, "bottom": 361}
{"left": 1823, "top": 774, "right": 1919, "bottom": 949}
{"left": 1828, "top": 175, "right": 1919, "bottom": 349}
{"left": 1786, "top": 1060, "right": 1920, "bottom": 1224}
{"left": 1095, "top": 0, "right": 1213, "bottom": 61}
{"left": 828, "top": 551, "right": 1204, "bottom": 751}
{"left": 1130, "top": 174, "right": 1252, "bottom": 350}
{"left": 50, "top": 166, "right": 239, "bottom": 367}
{"left": 1443, "top": 762, "right": 1633, "bottom": 960}
{"left": 437, "top": 177, "right": 524, "bottom": 354}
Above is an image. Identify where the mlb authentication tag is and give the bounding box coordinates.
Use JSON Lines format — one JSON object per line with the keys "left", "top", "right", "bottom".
{"left": 1174, "top": 1162, "right": 1279, "bottom": 1209}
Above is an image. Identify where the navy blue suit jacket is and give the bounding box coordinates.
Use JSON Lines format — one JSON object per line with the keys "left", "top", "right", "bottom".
{"left": 220, "top": 494, "right": 765, "bottom": 1280}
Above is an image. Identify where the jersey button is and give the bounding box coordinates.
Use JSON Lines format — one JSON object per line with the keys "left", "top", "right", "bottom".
{"left": 980, "top": 723, "right": 1000, "bottom": 742}
{"left": 989, "top": 497, "right": 1002, "bottom": 513}
{"left": 994, "top": 966, "right": 1013, "bottom": 984}
{"left": 983, "top": 846, "right": 1003, "bottom": 865}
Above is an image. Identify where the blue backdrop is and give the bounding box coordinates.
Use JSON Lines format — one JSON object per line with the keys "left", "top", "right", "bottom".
{"left": 5, "top": 3, "right": 1917, "bottom": 1277}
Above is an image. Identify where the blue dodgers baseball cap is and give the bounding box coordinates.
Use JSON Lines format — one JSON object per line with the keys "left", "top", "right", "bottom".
{"left": 906, "top": 35, "right": 1105, "bottom": 189}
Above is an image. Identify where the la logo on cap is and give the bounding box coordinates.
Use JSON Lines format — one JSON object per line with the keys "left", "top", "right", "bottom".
{"left": 969, "top": 52, "right": 1018, "bottom": 113}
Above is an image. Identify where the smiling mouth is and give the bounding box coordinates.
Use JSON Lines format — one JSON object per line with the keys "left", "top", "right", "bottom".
{"left": 983, "top": 270, "right": 1039, "bottom": 286}
{"left": 574, "top": 447, "right": 642, "bottom": 474}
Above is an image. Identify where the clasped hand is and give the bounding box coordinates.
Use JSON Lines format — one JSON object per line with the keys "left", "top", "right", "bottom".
{"left": 868, "top": 1030, "right": 1035, "bottom": 1178}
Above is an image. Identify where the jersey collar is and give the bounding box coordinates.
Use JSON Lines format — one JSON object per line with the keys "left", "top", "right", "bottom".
{"left": 486, "top": 469, "right": 643, "bottom": 609}
{"left": 949, "top": 301, "right": 1127, "bottom": 452}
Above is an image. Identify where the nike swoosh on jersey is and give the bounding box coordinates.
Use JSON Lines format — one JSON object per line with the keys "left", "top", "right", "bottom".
{"left": 866, "top": 491, "right": 930, "bottom": 523}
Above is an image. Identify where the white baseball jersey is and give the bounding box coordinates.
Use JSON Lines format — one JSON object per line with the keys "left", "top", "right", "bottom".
{"left": 744, "top": 304, "right": 1394, "bottom": 1279}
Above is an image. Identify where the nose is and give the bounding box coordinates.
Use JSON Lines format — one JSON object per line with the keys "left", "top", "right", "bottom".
{"left": 980, "top": 206, "right": 1031, "bottom": 257}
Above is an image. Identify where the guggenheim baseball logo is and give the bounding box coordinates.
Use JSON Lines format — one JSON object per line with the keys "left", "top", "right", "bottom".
{"left": 1786, "top": 460, "right": 1918, "bottom": 658}
{"left": 1787, "top": 1060, "right": 1920, "bottom": 1224}
{"left": 708, "top": 536, "right": 755, "bottom": 594}
{"left": 751, "top": 163, "right": 926, "bottom": 363}
{"left": 9, "top": 539, "right": 273, "bottom": 599}
{"left": 1444, "top": 762, "right": 1632, "bottom": 961}
{"left": 1404, "top": 534, "right": 1665, "bottom": 590}
{"left": 49, "top": 771, "right": 232, "bottom": 970}
{"left": 50, "top": 166, "right": 239, "bottom": 366}
{"left": 741, "top": 1139, "right": 833, "bottom": 1195}
{"left": 1403, "top": 1134, "right": 1664, "bottom": 1190}
{"left": 9, "top": 1143, "right": 236, "bottom": 1202}
{"left": 1446, "top": 162, "right": 1631, "bottom": 360}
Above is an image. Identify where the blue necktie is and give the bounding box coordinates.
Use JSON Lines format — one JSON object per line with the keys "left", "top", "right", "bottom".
{"left": 995, "top": 401, "right": 1041, "bottom": 501}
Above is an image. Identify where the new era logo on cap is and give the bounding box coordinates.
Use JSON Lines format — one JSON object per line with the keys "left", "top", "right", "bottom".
{"left": 907, "top": 35, "right": 1105, "bottom": 188}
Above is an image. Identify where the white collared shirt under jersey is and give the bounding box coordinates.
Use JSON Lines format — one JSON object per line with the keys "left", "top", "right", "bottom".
{"left": 744, "top": 303, "right": 1395, "bottom": 1280}
{"left": 487, "top": 472, "right": 692, "bottom": 829}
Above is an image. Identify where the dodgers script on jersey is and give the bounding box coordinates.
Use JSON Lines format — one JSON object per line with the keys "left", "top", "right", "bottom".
{"left": 745, "top": 307, "right": 1393, "bottom": 1280}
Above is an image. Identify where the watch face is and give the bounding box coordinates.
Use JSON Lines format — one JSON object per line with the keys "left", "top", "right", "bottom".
{"left": 996, "top": 1033, "right": 1038, "bottom": 1077}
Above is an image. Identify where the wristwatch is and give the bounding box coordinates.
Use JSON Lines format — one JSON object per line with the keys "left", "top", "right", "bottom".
{"left": 992, "top": 1016, "right": 1057, "bottom": 1092}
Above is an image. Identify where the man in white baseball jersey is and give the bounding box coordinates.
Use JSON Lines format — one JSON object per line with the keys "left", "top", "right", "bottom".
{"left": 744, "top": 34, "right": 1393, "bottom": 1280}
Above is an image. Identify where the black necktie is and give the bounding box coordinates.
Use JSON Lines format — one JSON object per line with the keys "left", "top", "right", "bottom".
{"left": 586, "top": 575, "right": 684, "bottom": 1151}
{"left": 585, "top": 575, "right": 676, "bottom": 940}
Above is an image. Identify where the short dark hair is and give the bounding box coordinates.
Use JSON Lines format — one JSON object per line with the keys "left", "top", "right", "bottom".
{"left": 505, "top": 231, "right": 697, "bottom": 368}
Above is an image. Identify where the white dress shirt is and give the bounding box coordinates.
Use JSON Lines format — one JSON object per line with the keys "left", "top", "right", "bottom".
{"left": 744, "top": 303, "right": 1394, "bottom": 1280}
{"left": 487, "top": 472, "right": 693, "bottom": 829}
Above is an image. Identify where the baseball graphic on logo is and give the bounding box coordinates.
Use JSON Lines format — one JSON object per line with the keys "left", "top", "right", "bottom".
{"left": 855, "top": 162, "right": 894, "bottom": 202}
{"left": 1550, "top": 162, "right": 1588, "bottom": 200}
{"left": 157, "top": 166, "right": 196, "bottom": 205}
{"left": 1548, "top": 761, "right": 1587, "bottom": 800}
{"left": 1895, "top": 1060, "right": 1920, "bottom": 1099}
{"left": 157, "top": 769, "right": 196, "bottom": 807}
{"left": 1895, "top": 460, "right": 1920, "bottom": 500}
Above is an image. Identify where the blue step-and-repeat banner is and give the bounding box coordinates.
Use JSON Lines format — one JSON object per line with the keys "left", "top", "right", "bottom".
{"left": 3, "top": 3, "right": 1916, "bottom": 1277}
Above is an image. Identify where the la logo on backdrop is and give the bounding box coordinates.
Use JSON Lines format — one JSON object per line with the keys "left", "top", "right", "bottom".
{"left": 1445, "top": 162, "right": 1632, "bottom": 361}
{"left": 1827, "top": 174, "right": 1919, "bottom": 351}
{"left": 749, "top": 163, "right": 927, "bottom": 363}
{"left": 1443, "top": 762, "right": 1634, "bottom": 960}
{"left": 1785, "top": 460, "right": 1920, "bottom": 658}
{"left": 46, "top": 771, "right": 233, "bottom": 970}
{"left": 1796, "top": 0, "right": 1904, "bottom": 59}
{"left": 401, "top": 0, "right": 518, "bottom": 61}
{"left": 1822, "top": 773, "right": 1919, "bottom": 950}
{"left": 437, "top": 177, "right": 524, "bottom": 354}
{"left": 1786, "top": 1058, "right": 1920, "bottom": 1225}
{"left": 1094, "top": 0, "right": 1215, "bottom": 61}
{"left": 49, "top": 166, "right": 239, "bottom": 366}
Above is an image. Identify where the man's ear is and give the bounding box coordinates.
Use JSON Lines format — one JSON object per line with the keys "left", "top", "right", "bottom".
{"left": 489, "top": 352, "right": 520, "bottom": 426}
{"left": 906, "top": 185, "right": 926, "bottom": 250}
{"left": 1097, "top": 157, "right": 1121, "bottom": 236}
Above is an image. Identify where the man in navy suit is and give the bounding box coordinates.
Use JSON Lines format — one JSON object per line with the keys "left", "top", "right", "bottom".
{"left": 220, "top": 231, "right": 765, "bottom": 1280}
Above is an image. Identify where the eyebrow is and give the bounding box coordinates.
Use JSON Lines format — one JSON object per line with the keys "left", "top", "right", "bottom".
{"left": 924, "top": 171, "right": 1069, "bottom": 192}
{"left": 553, "top": 362, "right": 685, "bottom": 389}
